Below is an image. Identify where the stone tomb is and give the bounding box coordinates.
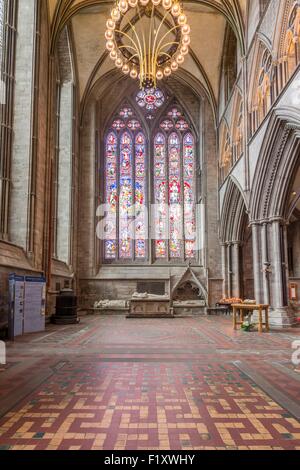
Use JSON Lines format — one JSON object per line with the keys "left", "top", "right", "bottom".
{"left": 127, "top": 293, "right": 173, "bottom": 319}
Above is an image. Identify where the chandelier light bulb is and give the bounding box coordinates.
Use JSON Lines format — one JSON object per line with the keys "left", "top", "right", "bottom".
{"left": 106, "top": 40, "right": 115, "bottom": 52}
{"left": 156, "top": 69, "right": 164, "bottom": 80}
{"left": 130, "top": 68, "right": 138, "bottom": 79}
{"left": 122, "top": 63, "right": 130, "bottom": 74}
{"left": 178, "top": 14, "right": 187, "bottom": 25}
{"left": 162, "top": 0, "right": 172, "bottom": 10}
{"left": 111, "top": 8, "right": 121, "bottom": 21}
{"left": 181, "top": 24, "right": 191, "bottom": 35}
{"left": 171, "top": 3, "right": 181, "bottom": 17}
{"left": 176, "top": 54, "right": 184, "bottom": 64}
{"left": 119, "top": 0, "right": 128, "bottom": 13}
{"left": 171, "top": 60, "right": 178, "bottom": 71}
{"left": 181, "top": 45, "right": 189, "bottom": 56}
{"left": 106, "top": 19, "right": 116, "bottom": 30}
{"left": 110, "top": 50, "right": 118, "bottom": 60}
{"left": 128, "top": 0, "right": 138, "bottom": 7}
{"left": 164, "top": 66, "right": 171, "bottom": 77}
{"left": 182, "top": 35, "right": 191, "bottom": 46}
{"left": 105, "top": 30, "right": 114, "bottom": 40}
{"left": 115, "top": 58, "right": 123, "bottom": 68}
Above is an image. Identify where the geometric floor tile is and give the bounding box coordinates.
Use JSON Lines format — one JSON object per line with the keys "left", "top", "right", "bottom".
{"left": 0, "top": 316, "right": 300, "bottom": 450}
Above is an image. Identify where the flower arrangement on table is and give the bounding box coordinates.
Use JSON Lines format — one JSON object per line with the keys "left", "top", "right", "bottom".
{"left": 219, "top": 298, "right": 243, "bottom": 305}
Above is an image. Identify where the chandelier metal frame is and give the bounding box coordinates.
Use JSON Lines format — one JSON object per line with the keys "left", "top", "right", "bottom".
{"left": 105, "top": 0, "right": 191, "bottom": 89}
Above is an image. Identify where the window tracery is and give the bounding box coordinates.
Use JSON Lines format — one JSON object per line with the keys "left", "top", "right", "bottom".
{"left": 103, "top": 102, "right": 197, "bottom": 263}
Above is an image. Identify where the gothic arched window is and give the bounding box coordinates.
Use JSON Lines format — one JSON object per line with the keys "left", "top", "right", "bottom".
{"left": 284, "top": 2, "right": 300, "bottom": 79}
{"left": 0, "top": 0, "right": 17, "bottom": 239}
{"left": 103, "top": 102, "right": 197, "bottom": 263}
{"left": 104, "top": 107, "right": 148, "bottom": 261}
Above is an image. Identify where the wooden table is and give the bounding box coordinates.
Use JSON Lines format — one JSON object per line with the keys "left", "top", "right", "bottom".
{"left": 232, "top": 304, "right": 270, "bottom": 333}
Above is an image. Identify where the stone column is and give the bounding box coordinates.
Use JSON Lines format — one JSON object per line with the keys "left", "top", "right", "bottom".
{"left": 232, "top": 242, "right": 241, "bottom": 298}
{"left": 251, "top": 223, "right": 263, "bottom": 304}
{"left": 227, "top": 243, "right": 233, "bottom": 298}
{"left": 261, "top": 222, "right": 270, "bottom": 305}
{"left": 271, "top": 221, "right": 284, "bottom": 307}
{"left": 269, "top": 220, "right": 295, "bottom": 327}
{"left": 221, "top": 243, "right": 228, "bottom": 298}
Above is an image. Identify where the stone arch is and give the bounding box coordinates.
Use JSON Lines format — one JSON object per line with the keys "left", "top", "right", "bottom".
{"left": 274, "top": 0, "right": 300, "bottom": 86}
{"left": 221, "top": 23, "right": 238, "bottom": 102}
{"left": 250, "top": 106, "right": 300, "bottom": 222}
{"left": 249, "top": 108, "right": 300, "bottom": 327}
{"left": 230, "top": 87, "right": 244, "bottom": 163}
{"left": 220, "top": 177, "right": 252, "bottom": 300}
{"left": 220, "top": 177, "right": 248, "bottom": 244}
{"left": 171, "top": 267, "right": 208, "bottom": 303}
{"left": 248, "top": 38, "right": 274, "bottom": 133}
{"left": 219, "top": 119, "right": 232, "bottom": 183}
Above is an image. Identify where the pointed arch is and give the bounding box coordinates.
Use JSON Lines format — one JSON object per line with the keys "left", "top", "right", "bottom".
{"left": 249, "top": 39, "right": 274, "bottom": 134}
{"left": 250, "top": 107, "right": 300, "bottom": 222}
{"left": 219, "top": 119, "right": 232, "bottom": 184}
{"left": 274, "top": 0, "right": 300, "bottom": 87}
{"left": 230, "top": 87, "right": 244, "bottom": 163}
{"left": 220, "top": 177, "right": 248, "bottom": 244}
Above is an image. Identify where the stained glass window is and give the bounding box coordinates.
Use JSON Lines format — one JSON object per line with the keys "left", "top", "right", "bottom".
{"left": 153, "top": 105, "right": 197, "bottom": 261}
{"left": 154, "top": 133, "right": 168, "bottom": 258}
{"left": 104, "top": 132, "right": 118, "bottom": 259}
{"left": 112, "top": 119, "right": 125, "bottom": 131}
{"left": 136, "top": 88, "right": 165, "bottom": 111}
{"left": 119, "top": 132, "right": 133, "bottom": 259}
{"left": 104, "top": 105, "right": 147, "bottom": 261}
{"left": 183, "top": 133, "right": 196, "bottom": 258}
{"left": 160, "top": 120, "right": 174, "bottom": 131}
{"left": 135, "top": 132, "right": 147, "bottom": 259}
{"left": 103, "top": 102, "right": 197, "bottom": 263}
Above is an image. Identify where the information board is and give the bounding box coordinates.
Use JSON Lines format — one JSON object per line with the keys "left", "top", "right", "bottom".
{"left": 23, "top": 277, "right": 46, "bottom": 334}
{"left": 8, "top": 274, "right": 25, "bottom": 338}
{"left": 8, "top": 274, "right": 46, "bottom": 337}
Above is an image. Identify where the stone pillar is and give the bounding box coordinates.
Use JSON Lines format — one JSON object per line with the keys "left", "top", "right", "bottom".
{"left": 232, "top": 242, "right": 241, "bottom": 298}
{"left": 261, "top": 223, "right": 270, "bottom": 305}
{"left": 251, "top": 223, "right": 263, "bottom": 304}
{"left": 221, "top": 243, "right": 228, "bottom": 298}
{"left": 269, "top": 220, "right": 295, "bottom": 327}
{"left": 57, "top": 82, "right": 74, "bottom": 265}
{"left": 271, "top": 221, "right": 284, "bottom": 307}
{"left": 227, "top": 243, "right": 232, "bottom": 298}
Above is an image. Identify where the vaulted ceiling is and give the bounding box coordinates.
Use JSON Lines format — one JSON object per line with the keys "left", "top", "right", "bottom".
{"left": 48, "top": 1, "right": 247, "bottom": 108}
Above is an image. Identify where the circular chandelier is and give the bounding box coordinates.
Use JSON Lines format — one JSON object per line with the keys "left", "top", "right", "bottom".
{"left": 105, "top": 0, "right": 191, "bottom": 89}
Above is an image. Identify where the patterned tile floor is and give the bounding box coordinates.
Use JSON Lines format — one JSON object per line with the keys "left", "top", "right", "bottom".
{"left": 0, "top": 315, "right": 300, "bottom": 450}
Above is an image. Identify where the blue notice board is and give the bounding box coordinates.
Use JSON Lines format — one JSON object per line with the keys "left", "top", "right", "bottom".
{"left": 23, "top": 276, "right": 46, "bottom": 334}
{"left": 9, "top": 274, "right": 46, "bottom": 337}
{"left": 8, "top": 274, "right": 25, "bottom": 338}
